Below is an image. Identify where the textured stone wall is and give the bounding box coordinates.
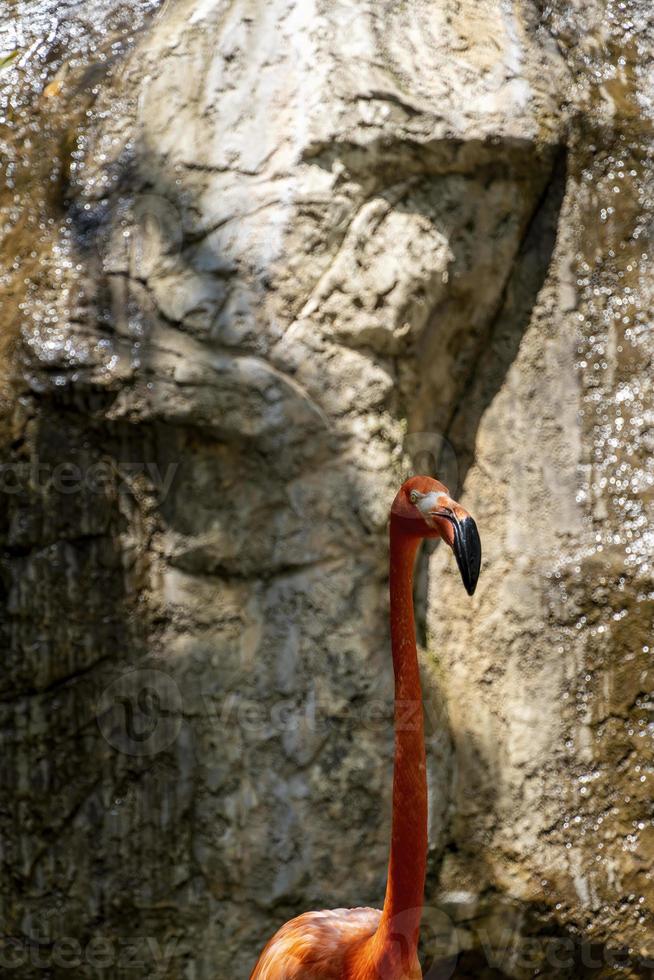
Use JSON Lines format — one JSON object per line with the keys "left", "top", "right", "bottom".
{"left": 0, "top": 1, "right": 652, "bottom": 978}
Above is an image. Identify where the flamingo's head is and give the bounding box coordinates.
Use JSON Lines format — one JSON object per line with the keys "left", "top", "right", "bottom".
{"left": 391, "top": 475, "right": 481, "bottom": 596}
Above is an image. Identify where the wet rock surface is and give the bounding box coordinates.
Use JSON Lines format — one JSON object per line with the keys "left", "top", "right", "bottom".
{"left": 0, "top": 1, "right": 652, "bottom": 977}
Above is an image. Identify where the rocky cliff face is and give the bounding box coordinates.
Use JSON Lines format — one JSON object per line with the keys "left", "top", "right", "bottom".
{"left": 1, "top": 1, "right": 652, "bottom": 977}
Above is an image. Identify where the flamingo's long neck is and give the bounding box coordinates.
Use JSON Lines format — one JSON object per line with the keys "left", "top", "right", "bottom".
{"left": 367, "top": 520, "right": 427, "bottom": 976}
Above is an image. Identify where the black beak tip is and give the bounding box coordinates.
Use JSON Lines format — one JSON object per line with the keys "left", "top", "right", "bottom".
{"left": 453, "top": 515, "right": 481, "bottom": 597}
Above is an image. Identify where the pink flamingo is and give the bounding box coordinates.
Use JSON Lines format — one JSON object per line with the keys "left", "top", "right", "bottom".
{"left": 250, "top": 475, "right": 481, "bottom": 979}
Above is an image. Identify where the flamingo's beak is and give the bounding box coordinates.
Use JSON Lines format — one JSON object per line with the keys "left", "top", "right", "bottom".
{"left": 450, "top": 513, "right": 481, "bottom": 596}
{"left": 416, "top": 493, "right": 482, "bottom": 595}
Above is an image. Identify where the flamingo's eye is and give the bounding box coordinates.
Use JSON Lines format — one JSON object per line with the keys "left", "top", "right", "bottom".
{"left": 409, "top": 490, "right": 420, "bottom": 504}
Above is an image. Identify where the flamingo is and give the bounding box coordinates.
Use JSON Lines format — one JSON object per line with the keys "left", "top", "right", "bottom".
{"left": 250, "top": 475, "right": 481, "bottom": 980}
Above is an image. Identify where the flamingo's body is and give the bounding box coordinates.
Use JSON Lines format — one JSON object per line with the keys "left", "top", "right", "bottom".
{"left": 251, "top": 476, "right": 481, "bottom": 980}
{"left": 251, "top": 907, "right": 423, "bottom": 979}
